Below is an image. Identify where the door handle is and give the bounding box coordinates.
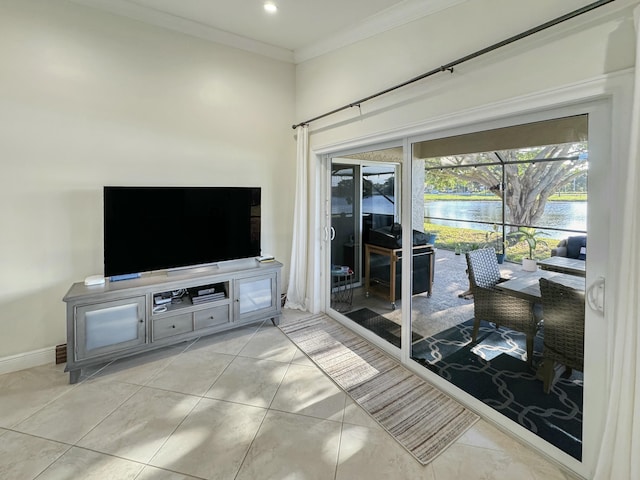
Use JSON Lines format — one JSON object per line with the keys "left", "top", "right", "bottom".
{"left": 325, "top": 226, "right": 336, "bottom": 241}
{"left": 586, "top": 276, "right": 605, "bottom": 316}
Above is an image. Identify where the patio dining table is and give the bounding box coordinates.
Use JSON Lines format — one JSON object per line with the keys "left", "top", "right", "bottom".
{"left": 536, "top": 256, "right": 586, "bottom": 277}
{"left": 495, "top": 269, "right": 586, "bottom": 303}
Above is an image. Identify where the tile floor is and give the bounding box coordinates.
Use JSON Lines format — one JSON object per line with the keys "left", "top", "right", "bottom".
{"left": 0, "top": 309, "right": 574, "bottom": 480}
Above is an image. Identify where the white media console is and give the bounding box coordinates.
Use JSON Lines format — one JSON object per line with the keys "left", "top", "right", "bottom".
{"left": 63, "top": 259, "right": 282, "bottom": 384}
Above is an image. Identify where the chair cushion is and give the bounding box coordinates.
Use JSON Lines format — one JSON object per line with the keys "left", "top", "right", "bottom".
{"left": 566, "top": 236, "right": 587, "bottom": 259}
{"left": 578, "top": 246, "right": 586, "bottom": 260}
{"left": 466, "top": 248, "right": 501, "bottom": 288}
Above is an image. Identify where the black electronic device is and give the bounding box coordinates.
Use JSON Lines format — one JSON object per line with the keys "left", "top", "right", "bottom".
{"left": 104, "top": 186, "right": 261, "bottom": 277}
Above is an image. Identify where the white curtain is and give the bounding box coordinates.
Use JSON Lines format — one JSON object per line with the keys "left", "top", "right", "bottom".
{"left": 594, "top": 6, "right": 640, "bottom": 479}
{"left": 285, "top": 125, "right": 310, "bottom": 310}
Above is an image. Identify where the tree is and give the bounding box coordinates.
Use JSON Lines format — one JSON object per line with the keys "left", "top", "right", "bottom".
{"left": 427, "top": 143, "right": 587, "bottom": 228}
{"left": 426, "top": 170, "right": 460, "bottom": 193}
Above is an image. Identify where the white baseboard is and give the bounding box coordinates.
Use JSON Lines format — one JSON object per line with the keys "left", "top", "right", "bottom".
{"left": 0, "top": 347, "right": 55, "bottom": 375}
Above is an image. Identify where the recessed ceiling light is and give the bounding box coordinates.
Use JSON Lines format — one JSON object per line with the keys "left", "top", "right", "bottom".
{"left": 264, "top": 2, "right": 277, "bottom": 14}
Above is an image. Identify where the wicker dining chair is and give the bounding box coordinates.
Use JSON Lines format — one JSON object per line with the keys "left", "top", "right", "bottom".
{"left": 538, "top": 277, "right": 585, "bottom": 393}
{"left": 465, "top": 248, "right": 540, "bottom": 365}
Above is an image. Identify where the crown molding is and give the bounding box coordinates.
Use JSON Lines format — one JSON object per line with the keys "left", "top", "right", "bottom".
{"left": 293, "top": 0, "right": 470, "bottom": 63}
{"left": 62, "top": 0, "right": 637, "bottom": 65}
{"left": 69, "top": 0, "right": 470, "bottom": 64}
{"left": 68, "top": 0, "right": 295, "bottom": 63}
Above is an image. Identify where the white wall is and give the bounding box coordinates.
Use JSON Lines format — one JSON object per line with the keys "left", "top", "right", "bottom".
{"left": 0, "top": 0, "right": 296, "bottom": 359}
{"left": 296, "top": 0, "right": 636, "bottom": 145}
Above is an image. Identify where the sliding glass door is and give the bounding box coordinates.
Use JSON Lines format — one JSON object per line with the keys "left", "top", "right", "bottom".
{"left": 321, "top": 100, "right": 610, "bottom": 477}
{"left": 329, "top": 148, "right": 409, "bottom": 351}
{"left": 406, "top": 112, "right": 610, "bottom": 466}
{"left": 330, "top": 162, "right": 359, "bottom": 313}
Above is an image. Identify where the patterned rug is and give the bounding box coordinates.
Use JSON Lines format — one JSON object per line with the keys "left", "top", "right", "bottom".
{"left": 411, "top": 319, "right": 583, "bottom": 460}
{"left": 345, "top": 307, "right": 423, "bottom": 347}
{"left": 280, "top": 314, "right": 479, "bottom": 465}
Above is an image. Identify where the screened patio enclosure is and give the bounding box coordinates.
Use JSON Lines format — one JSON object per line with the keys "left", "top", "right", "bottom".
{"left": 416, "top": 114, "right": 588, "bottom": 260}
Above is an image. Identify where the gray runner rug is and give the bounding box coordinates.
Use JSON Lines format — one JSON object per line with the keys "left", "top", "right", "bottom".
{"left": 279, "top": 313, "right": 479, "bottom": 465}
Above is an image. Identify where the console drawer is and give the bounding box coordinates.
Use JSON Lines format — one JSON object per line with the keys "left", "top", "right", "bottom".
{"left": 153, "top": 313, "right": 193, "bottom": 340}
{"left": 194, "top": 305, "right": 230, "bottom": 329}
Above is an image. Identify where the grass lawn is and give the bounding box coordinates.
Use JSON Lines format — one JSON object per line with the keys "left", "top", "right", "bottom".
{"left": 424, "top": 222, "right": 560, "bottom": 262}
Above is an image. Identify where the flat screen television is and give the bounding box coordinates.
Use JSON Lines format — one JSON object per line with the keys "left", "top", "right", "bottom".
{"left": 104, "top": 186, "right": 261, "bottom": 277}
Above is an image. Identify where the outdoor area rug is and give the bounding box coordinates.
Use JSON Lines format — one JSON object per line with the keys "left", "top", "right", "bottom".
{"left": 411, "top": 319, "right": 583, "bottom": 460}
{"left": 279, "top": 313, "right": 479, "bottom": 465}
{"left": 345, "top": 307, "right": 423, "bottom": 347}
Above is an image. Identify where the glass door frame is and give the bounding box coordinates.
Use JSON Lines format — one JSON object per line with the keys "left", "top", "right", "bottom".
{"left": 329, "top": 161, "right": 362, "bottom": 290}
{"left": 329, "top": 159, "right": 402, "bottom": 290}
{"left": 324, "top": 141, "right": 405, "bottom": 358}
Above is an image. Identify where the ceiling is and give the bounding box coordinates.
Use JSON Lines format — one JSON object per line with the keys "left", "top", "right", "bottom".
{"left": 69, "top": 0, "right": 467, "bottom": 63}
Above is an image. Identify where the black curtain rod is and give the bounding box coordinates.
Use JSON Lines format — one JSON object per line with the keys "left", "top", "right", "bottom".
{"left": 291, "top": 0, "right": 616, "bottom": 130}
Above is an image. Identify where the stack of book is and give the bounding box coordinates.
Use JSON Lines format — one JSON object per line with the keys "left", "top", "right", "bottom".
{"left": 190, "top": 285, "right": 226, "bottom": 304}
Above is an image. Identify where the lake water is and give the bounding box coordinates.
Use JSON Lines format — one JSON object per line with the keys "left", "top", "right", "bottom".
{"left": 332, "top": 196, "right": 587, "bottom": 234}
{"left": 425, "top": 200, "right": 587, "bottom": 234}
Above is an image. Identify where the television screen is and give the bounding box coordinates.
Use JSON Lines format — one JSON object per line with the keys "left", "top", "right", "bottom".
{"left": 104, "top": 186, "right": 261, "bottom": 277}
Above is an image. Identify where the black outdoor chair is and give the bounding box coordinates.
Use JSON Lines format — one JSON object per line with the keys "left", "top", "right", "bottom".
{"left": 538, "top": 277, "right": 585, "bottom": 393}
{"left": 465, "top": 248, "right": 540, "bottom": 366}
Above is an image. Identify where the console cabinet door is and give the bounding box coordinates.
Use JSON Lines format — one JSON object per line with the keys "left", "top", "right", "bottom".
{"left": 234, "top": 273, "right": 278, "bottom": 322}
{"left": 75, "top": 296, "right": 146, "bottom": 360}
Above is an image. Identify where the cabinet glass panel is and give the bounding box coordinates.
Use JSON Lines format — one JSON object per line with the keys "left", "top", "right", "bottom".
{"left": 239, "top": 277, "right": 273, "bottom": 315}
{"left": 85, "top": 303, "right": 141, "bottom": 350}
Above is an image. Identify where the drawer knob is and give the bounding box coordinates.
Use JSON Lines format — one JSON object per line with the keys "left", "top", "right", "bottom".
{"left": 209, "top": 316, "right": 215, "bottom": 320}
{"left": 171, "top": 325, "right": 176, "bottom": 328}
